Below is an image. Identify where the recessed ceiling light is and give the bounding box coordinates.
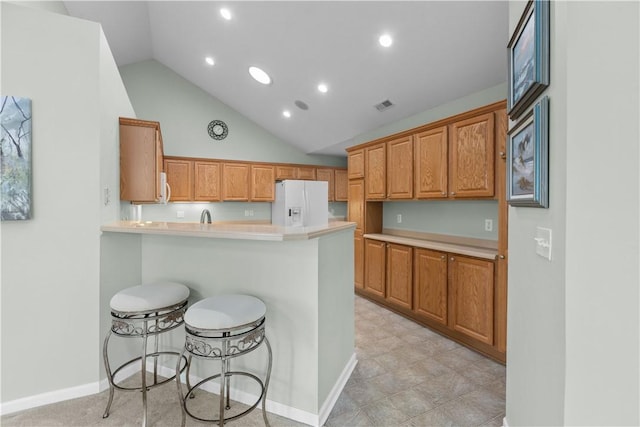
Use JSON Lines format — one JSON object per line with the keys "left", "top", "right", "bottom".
{"left": 248, "top": 66, "right": 272, "bottom": 85}
{"left": 220, "top": 8, "right": 232, "bottom": 20}
{"left": 205, "top": 56, "right": 215, "bottom": 66}
{"left": 317, "top": 83, "right": 328, "bottom": 93}
{"left": 283, "top": 110, "right": 291, "bottom": 118}
{"left": 379, "top": 34, "right": 393, "bottom": 47}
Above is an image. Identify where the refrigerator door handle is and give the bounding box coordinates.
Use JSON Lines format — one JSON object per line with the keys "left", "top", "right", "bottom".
{"left": 303, "top": 188, "right": 309, "bottom": 226}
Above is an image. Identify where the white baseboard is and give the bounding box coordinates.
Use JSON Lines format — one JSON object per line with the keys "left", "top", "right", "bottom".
{"left": 1, "top": 353, "right": 358, "bottom": 427}
{"left": 503, "top": 415, "right": 509, "bottom": 427}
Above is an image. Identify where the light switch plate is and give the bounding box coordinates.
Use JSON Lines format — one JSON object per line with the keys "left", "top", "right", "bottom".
{"left": 535, "top": 227, "right": 552, "bottom": 260}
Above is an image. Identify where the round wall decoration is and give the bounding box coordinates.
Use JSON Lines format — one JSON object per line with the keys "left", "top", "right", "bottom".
{"left": 207, "top": 120, "right": 228, "bottom": 140}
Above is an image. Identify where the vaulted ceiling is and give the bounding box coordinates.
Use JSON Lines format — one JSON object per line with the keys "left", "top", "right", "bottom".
{"left": 64, "top": 1, "right": 508, "bottom": 156}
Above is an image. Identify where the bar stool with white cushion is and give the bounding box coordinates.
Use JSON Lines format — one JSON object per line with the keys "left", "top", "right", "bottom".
{"left": 176, "top": 294, "right": 272, "bottom": 427}
{"left": 103, "top": 281, "right": 190, "bottom": 427}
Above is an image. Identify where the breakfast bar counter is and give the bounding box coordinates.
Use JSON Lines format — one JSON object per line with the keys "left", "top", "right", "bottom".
{"left": 100, "top": 220, "right": 356, "bottom": 427}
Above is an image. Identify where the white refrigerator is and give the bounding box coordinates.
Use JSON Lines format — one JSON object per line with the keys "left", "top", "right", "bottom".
{"left": 271, "top": 180, "right": 329, "bottom": 227}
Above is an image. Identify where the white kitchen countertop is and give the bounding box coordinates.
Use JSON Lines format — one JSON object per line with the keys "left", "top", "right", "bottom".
{"left": 101, "top": 220, "right": 355, "bottom": 241}
{"left": 364, "top": 233, "right": 498, "bottom": 260}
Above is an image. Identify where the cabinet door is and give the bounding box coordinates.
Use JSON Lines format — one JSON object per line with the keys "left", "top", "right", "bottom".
{"left": 495, "top": 107, "right": 508, "bottom": 353}
{"left": 386, "top": 243, "right": 413, "bottom": 309}
{"left": 354, "top": 232, "right": 364, "bottom": 290}
{"left": 364, "top": 239, "right": 386, "bottom": 298}
{"left": 119, "top": 119, "right": 163, "bottom": 202}
{"left": 348, "top": 149, "right": 364, "bottom": 179}
{"left": 164, "top": 158, "right": 193, "bottom": 201}
{"left": 449, "top": 112, "right": 495, "bottom": 198}
{"left": 250, "top": 164, "right": 275, "bottom": 201}
{"left": 365, "top": 142, "right": 386, "bottom": 200}
{"left": 316, "top": 168, "right": 335, "bottom": 201}
{"left": 448, "top": 255, "right": 495, "bottom": 345}
{"left": 348, "top": 179, "right": 364, "bottom": 234}
{"left": 414, "top": 248, "right": 448, "bottom": 325}
{"left": 387, "top": 136, "right": 413, "bottom": 199}
{"left": 275, "top": 165, "right": 296, "bottom": 180}
{"left": 222, "top": 163, "right": 250, "bottom": 201}
{"left": 334, "top": 169, "right": 349, "bottom": 201}
{"left": 415, "top": 126, "right": 448, "bottom": 199}
{"left": 296, "top": 166, "right": 316, "bottom": 180}
{"left": 194, "top": 161, "right": 221, "bottom": 201}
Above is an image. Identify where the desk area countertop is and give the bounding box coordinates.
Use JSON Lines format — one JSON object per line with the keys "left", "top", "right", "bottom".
{"left": 364, "top": 232, "right": 498, "bottom": 260}
{"left": 101, "top": 220, "right": 355, "bottom": 241}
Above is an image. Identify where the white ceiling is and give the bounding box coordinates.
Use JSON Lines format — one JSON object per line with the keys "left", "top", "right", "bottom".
{"left": 64, "top": 1, "right": 508, "bottom": 156}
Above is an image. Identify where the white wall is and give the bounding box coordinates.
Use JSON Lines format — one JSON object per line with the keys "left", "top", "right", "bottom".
{"left": 0, "top": 2, "right": 134, "bottom": 406}
{"left": 506, "top": 1, "right": 640, "bottom": 425}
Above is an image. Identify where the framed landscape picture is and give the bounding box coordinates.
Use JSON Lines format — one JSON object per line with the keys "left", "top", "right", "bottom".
{"left": 507, "top": 96, "right": 549, "bottom": 208}
{"left": 1, "top": 96, "right": 32, "bottom": 220}
{"left": 507, "top": 0, "right": 550, "bottom": 120}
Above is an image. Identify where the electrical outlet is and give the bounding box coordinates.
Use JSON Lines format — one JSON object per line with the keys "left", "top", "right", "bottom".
{"left": 484, "top": 219, "right": 493, "bottom": 232}
{"left": 103, "top": 187, "right": 110, "bottom": 206}
{"left": 249, "top": 210, "right": 254, "bottom": 217}
{"left": 244, "top": 210, "right": 250, "bottom": 217}
{"left": 177, "top": 210, "right": 185, "bottom": 219}
{"left": 396, "top": 214, "right": 402, "bottom": 223}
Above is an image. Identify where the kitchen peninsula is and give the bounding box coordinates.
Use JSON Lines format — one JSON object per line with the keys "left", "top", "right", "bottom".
{"left": 100, "top": 220, "right": 356, "bottom": 427}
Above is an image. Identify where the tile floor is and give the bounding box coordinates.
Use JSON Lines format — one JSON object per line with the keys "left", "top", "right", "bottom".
{"left": 1, "top": 294, "right": 505, "bottom": 426}
{"left": 323, "top": 295, "right": 506, "bottom": 426}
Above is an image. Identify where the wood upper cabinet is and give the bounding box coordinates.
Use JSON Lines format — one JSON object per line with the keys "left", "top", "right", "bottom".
{"left": 334, "top": 169, "right": 348, "bottom": 201}
{"left": 348, "top": 149, "right": 364, "bottom": 179}
{"left": 275, "top": 165, "right": 297, "bottom": 180}
{"left": 495, "top": 107, "right": 508, "bottom": 353}
{"left": 194, "top": 160, "right": 221, "bottom": 201}
{"left": 296, "top": 166, "right": 316, "bottom": 180}
{"left": 387, "top": 136, "right": 414, "bottom": 199}
{"left": 413, "top": 248, "right": 448, "bottom": 325}
{"left": 448, "top": 254, "right": 495, "bottom": 345}
{"left": 365, "top": 142, "right": 386, "bottom": 200}
{"left": 250, "top": 164, "right": 275, "bottom": 201}
{"left": 119, "top": 117, "right": 164, "bottom": 202}
{"left": 449, "top": 112, "right": 495, "bottom": 198}
{"left": 386, "top": 243, "right": 413, "bottom": 310}
{"left": 364, "top": 239, "right": 386, "bottom": 298}
{"left": 414, "top": 126, "right": 448, "bottom": 199}
{"left": 164, "top": 158, "right": 192, "bottom": 202}
{"left": 316, "top": 168, "right": 335, "bottom": 201}
{"left": 222, "top": 163, "right": 250, "bottom": 201}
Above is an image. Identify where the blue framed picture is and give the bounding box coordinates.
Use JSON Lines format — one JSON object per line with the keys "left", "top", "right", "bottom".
{"left": 1, "top": 96, "right": 32, "bottom": 220}
{"left": 507, "top": 0, "right": 550, "bottom": 120}
{"left": 507, "top": 96, "right": 549, "bottom": 208}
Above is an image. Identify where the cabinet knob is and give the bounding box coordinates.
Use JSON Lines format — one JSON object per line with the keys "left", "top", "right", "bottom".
{"left": 500, "top": 151, "right": 506, "bottom": 158}
{"left": 499, "top": 255, "right": 505, "bottom": 259}
{"left": 450, "top": 257, "right": 455, "bottom": 261}
{"left": 441, "top": 192, "right": 447, "bottom": 196}
{"left": 450, "top": 192, "right": 456, "bottom": 196}
{"left": 441, "top": 255, "right": 446, "bottom": 260}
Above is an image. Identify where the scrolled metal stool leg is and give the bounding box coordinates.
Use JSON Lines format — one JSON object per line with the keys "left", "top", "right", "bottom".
{"left": 262, "top": 337, "right": 273, "bottom": 427}
{"left": 102, "top": 331, "right": 115, "bottom": 419}
{"left": 141, "top": 321, "right": 149, "bottom": 427}
{"left": 176, "top": 347, "right": 188, "bottom": 427}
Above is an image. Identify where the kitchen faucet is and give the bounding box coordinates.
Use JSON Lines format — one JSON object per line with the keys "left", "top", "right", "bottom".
{"left": 200, "top": 209, "right": 212, "bottom": 224}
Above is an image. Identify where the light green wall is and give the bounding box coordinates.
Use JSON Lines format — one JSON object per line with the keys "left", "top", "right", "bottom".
{"left": 0, "top": 2, "right": 134, "bottom": 405}
{"left": 383, "top": 201, "right": 498, "bottom": 239}
{"left": 506, "top": 1, "right": 640, "bottom": 426}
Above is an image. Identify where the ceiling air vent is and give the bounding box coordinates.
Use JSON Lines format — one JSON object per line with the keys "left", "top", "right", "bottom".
{"left": 374, "top": 99, "right": 394, "bottom": 112}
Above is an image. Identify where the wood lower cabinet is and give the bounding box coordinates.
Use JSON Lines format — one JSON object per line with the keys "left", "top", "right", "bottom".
{"left": 119, "top": 117, "right": 164, "bottom": 202}
{"left": 222, "top": 163, "right": 250, "bottom": 201}
{"left": 386, "top": 243, "right": 413, "bottom": 309}
{"left": 414, "top": 248, "right": 448, "bottom": 325}
{"left": 448, "top": 255, "right": 494, "bottom": 345}
{"left": 164, "top": 158, "right": 192, "bottom": 201}
{"left": 334, "top": 169, "right": 348, "bottom": 201}
{"left": 194, "top": 160, "right": 221, "bottom": 201}
{"left": 250, "top": 164, "right": 275, "bottom": 201}
{"left": 354, "top": 233, "right": 364, "bottom": 290}
{"left": 449, "top": 112, "right": 495, "bottom": 198}
{"left": 364, "top": 239, "right": 386, "bottom": 298}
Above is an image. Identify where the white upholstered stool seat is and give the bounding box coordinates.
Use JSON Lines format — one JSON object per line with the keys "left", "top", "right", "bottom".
{"left": 103, "top": 281, "right": 190, "bottom": 427}
{"left": 185, "top": 294, "right": 266, "bottom": 330}
{"left": 177, "top": 294, "right": 272, "bottom": 427}
{"left": 110, "top": 282, "right": 190, "bottom": 313}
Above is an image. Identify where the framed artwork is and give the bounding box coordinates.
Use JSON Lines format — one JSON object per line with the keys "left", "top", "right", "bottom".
{"left": 1, "top": 96, "right": 32, "bottom": 220}
{"left": 507, "top": 96, "right": 549, "bottom": 208}
{"left": 507, "top": 0, "right": 550, "bottom": 120}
